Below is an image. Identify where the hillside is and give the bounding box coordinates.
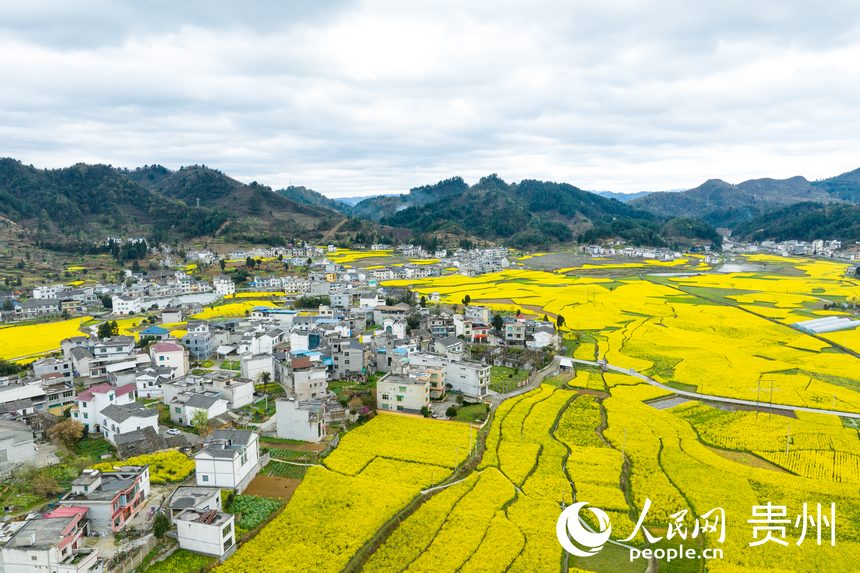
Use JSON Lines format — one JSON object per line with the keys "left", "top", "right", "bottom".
{"left": 378, "top": 174, "right": 719, "bottom": 248}
{"left": 352, "top": 177, "right": 469, "bottom": 221}
{"left": 0, "top": 160, "right": 384, "bottom": 250}
{"left": 128, "top": 165, "right": 353, "bottom": 243}
{"left": 276, "top": 185, "right": 353, "bottom": 215}
{"left": 811, "top": 167, "right": 860, "bottom": 202}
{"left": 733, "top": 202, "right": 860, "bottom": 242}
{"left": 593, "top": 190, "right": 651, "bottom": 202}
{"left": 632, "top": 175, "right": 841, "bottom": 228}
{"left": 0, "top": 159, "right": 226, "bottom": 249}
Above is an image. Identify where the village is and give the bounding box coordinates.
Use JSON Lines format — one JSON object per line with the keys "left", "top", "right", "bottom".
{"left": 0, "top": 243, "right": 563, "bottom": 573}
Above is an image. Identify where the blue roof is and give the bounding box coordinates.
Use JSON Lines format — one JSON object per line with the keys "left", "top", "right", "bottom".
{"left": 140, "top": 326, "right": 170, "bottom": 335}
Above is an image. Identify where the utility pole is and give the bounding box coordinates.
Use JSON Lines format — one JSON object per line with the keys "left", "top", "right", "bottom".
{"left": 786, "top": 424, "right": 791, "bottom": 455}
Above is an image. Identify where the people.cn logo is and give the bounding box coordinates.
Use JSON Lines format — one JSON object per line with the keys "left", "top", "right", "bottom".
{"left": 556, "top": 502, "right": 613, "bottom": 557}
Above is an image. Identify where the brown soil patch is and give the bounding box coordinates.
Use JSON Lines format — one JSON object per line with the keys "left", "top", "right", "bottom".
{"left": 705, "top": 445, "right": 789, "bottom": 473}
{"left": 243, "top": 476, "right": 302, "bottom": 500}
{"left": 261, "top": 440, "right": 325, "bottom": 453}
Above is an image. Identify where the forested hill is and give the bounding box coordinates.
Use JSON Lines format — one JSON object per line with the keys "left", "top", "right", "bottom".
{"left": 733, "top": 202, "right": 860, "bottom": 242}
{"left": 373, "top": 174, "right": 721, "bottom": 248}
{"left": 0, "top": 159, "right": 375, "bottom": 250}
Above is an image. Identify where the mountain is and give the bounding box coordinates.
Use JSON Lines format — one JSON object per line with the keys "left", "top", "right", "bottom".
{"left": 630, "top": 176, "right": 837, "bottom": 228}
{"left": 593, "top": 190, "right": 652, "bottom": 202}
{"left": 811, "top": 167, "right": 860, "bottom": 202}
{"left": 128, "top": 165, "right": 351, "bottom": 243}
{"left": 336, "top": 195, "right": 380, "bottom": 206}
{"left": 276, "top": 185, "right": 353, "bottom": 215}
{"left": 0, "top": 159, "right": 381, "bottom": 250}
{"left": 733, "top": 202, "right": 860, "bottom": 242}
{"left": 352, "top": 177, "right": 470, "bottom": 221}
{"left": 377, "top": 174, "right": 719, "bottom": 248}
{"left": 0, "top": 159, "right": 226, "bottom": 249}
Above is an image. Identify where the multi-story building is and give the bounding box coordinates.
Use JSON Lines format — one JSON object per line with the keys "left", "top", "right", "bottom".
{"left": 195, "top": 430, "right": 260, "bottom": 492}
{"left": 58, "top": 466, "right": 151, "bottom": 534}
{"left": 70, "top": 382, "right": 137, "bottom": 433}
{"left": 182, "top": 321, "right": 213, "bottom": 359}
{"left": 112, "top": 295, "right": 143, "bottom": 315}
{"left": 175, "top": 509, "right": 236, "bottom": 557}
{"left": 276, "top": 398, "right": 326, "bottom": 442}
{"left": 213, "top": 275, "right": 236, "bottom": 297}
{"left": 99, "top": 402, "right": 159, "bottom": 445}
{"left": 1, "top": 507, "right": 99, "bottom": 573}
{"left": 149, "top": 341, "right": 189, "bottom": 377}
{"left": 32, "top": 357, "right": 74, "bottom": 385}
{"left": 376, "top": 372, "right": 430, "bottom": 414}
{"left": 287, "top": 357, "right": 328, "bottom": 401}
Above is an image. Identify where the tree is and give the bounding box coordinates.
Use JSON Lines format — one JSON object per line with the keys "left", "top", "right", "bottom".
{"left": 46, "top": 419, "right": 84, "bottom": 450}
{"left": 100, "top": 294, "right": 112, "bottom": 309}
{"left": 445, "top": 406, "right": 458, "bottom": 418}
{"left": 257, "top": 371, "right": 271, "bottom": 387}
{"left": 556, "top": 315, "right": 566, "bottom": 329}
{"left": 491, "top": 314, "right": 504, "bottom": 332}
{"left": 191, "top": 409, "right": 211, "bottom": 436}
{"left": 421, "top": 406, "right": 431, "bottom": 417}
{"left": 462, "top": 295, "right": 471, "bottom": 306}
{"left": 153, "top": 511, "right": 171, "bottom": 539}
{"left": 97, "top": 320, "right": 119, "bottom": 339}
{"left": 419, "top": 295, "right": 427, "bottom": 308}
{"left": 1, "top": 299, "right": 12, "bottom": 311}
{"left": 32, "top": 472, "right": 61, "bottom": 498}
{"left": 219, "top": 259, "right": 226, "bottom": 271}
{"left": 0, "top": 359, "right": 20, "bottom": 376}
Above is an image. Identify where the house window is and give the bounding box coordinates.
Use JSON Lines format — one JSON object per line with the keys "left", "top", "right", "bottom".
{"left": 175, "top": 407, "right": 181, "bottom": 413}
{"left": 381, "top": 393, "right": 389, "bottom": 400}
{"left": 396, "top": 395, "right": 404, "bottom": 402}
{"left": 83, "top": 413, "right": 88, "bottom": 419}
{"left": 202, "top": 475, "right": 209, "bottom": 482}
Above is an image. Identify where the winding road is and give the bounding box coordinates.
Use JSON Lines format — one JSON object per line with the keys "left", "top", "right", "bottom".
{"left": 564, "top": 356, "right": 860, "bottom": 420}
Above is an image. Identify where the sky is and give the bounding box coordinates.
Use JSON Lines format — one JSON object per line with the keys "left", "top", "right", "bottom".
{"left": 2, "top": 1, "right": 860, "bottom": 198}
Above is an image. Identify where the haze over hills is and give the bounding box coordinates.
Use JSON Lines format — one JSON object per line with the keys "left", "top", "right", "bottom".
{"left": 631, "top": 168, "right": 860, "bottom": 229}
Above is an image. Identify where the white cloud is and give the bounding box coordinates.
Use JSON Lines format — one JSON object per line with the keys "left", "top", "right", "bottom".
{"left": 1, "top": 0, "right": 859, "bottom": 196}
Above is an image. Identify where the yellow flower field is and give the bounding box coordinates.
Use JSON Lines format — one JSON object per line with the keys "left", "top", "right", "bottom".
{"left": 92, "top": 450, "right": 194, "bottom": 483}
{"left": 217, "top": 414, "right": 473, "bottom": 573}
{"left": 192, "top": 300, "right": 278, "bottom": 319}
{"left": 326, "top": 248, "right": 393, "bottom": 264}
{"left": 0, "top": 317, "right": 91, "bottom": 360}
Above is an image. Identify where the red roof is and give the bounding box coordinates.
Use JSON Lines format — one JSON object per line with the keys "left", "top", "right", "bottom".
{"left": 77, "top": 382, "right": 135, "bottom": 402}
{"left": 291, "top": 356, "right": 312, "bottom": 369}
{"left": 44, "top": 506, "right": 88, "bottom": 519}
{"left": 152, "top": 342, "right": 183, "bottom": 353}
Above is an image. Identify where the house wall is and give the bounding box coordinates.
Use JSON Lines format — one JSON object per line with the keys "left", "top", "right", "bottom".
{"left": 276, "top": 400, "right": 324, "bottom": 442}
{"left": 377, "top": 380, "right": 429, "bottom": 413}
{"left": 177, "top": 518, "right": 235, "bottom": 557}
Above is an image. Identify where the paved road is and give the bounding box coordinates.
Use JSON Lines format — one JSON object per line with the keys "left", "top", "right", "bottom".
{"left": 566, "top": 357, "right": 860, "bottom": 419}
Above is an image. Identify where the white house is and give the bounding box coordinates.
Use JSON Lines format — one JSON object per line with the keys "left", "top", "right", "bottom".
{"left": 213, "top": 275, "right": 236, "bottom": 297}
{"left": 377, "top": 373, "right": 430, "bottom": 414}
{"left": 99, "top": 402, "right": 159, "bottom": 445}
{"left": 240, "top": 353, "right": 274, "bottom": 382}
{"left": 287, "top": 357, "right": 328, "bottom": 401}
{"left": 150, "top": 340, "right": 189, "bottom": 377}
{"left": 112, "top": 295, "right": 143, "bottom": 315}
{"left": 0, "top": 421, "right": 36, "bottom": 476}
{"left": 168, "top": 487, "right": 222, "bottom": 521}
{"left": 169, "top": 391, "right": 229, "bottom": 426}
{"left": 195, "top": 430, "right": 261, "bottom": 492}
{"left": 71, "top": 382, "right": 137, "bottom": 433}
{"left": 276, "top": 398, "right": 326, "bottom": 442}
{"left": 175, "top": 509, "right": 236, "bottom": 557}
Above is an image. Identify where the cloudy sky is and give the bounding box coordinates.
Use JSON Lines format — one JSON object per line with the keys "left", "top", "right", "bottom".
{"left": 2, "top": 1, "right": 859, "bottom": 197}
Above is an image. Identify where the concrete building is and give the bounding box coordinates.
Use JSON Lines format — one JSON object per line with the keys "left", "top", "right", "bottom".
{"left": 240, "top": 353, "right": 274, "bottom": 382}
{"left": 1, "top": 508, "right": 98, "bottom": 573}
{"left": 32, "top": 357, "right": 74, "bottom": 385}
{"left": 195, "top": 430, "right": 261, "bottom": 492}
{"left": 169, "top": 391, "right": 228, "bottom": 426}
{"left": 112, "top": 295, "right": 143, "bottom": 315}
{"left": 99, "top": 402, "right": 159, "bottom": 445}
{"left": 275, "top": 398, "right": 326, "bottom": 442}
{"left": 167, "top": 487, "right": 222, "bottom": 521}
{"left": 175, "top": 509, "right": 236, "bottom": 558}
{"left": 213, "top": 276, "right": 236, "bottom": 297}
{"left": 58, "top": 466, "right": 151, "bottom": 534}
{"left": 149, "top": 341, "right": 189, "bottom": 377}
{"left": 287, "top": 357, "right": 328, "bottom": 401}
{"left": 182, "top": 321, "right": 213, "bottom": 359}
{"left": 376, "top": 372, "right": 430, "bottom": 414}
{"left": 0, "top": 421, "right": 35, "bottom": 476}
{"left": 70, "top": 382, "right": 137, "bottom": 433}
